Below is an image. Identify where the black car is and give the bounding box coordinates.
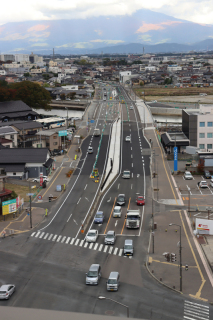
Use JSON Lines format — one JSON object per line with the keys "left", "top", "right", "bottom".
{"left": 117, "top": 194, "right": 126, "bottom": 206}
{"left": 204, "top": 170, "right": 211, "bottom": 179}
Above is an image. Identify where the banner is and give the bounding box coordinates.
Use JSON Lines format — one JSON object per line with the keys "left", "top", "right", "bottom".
{"left": 174, "top": 147, "right": 178, "bottom": 171}
{"left": 2, "top": 199, "right": 17, "bottom": 215}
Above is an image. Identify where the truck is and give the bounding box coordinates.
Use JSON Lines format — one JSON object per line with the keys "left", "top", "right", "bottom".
{"left": 126, "top": 209, "right": 140, "bottom": 229}
{"left": 94, "top": 128, "right": 100, "bottom": 137}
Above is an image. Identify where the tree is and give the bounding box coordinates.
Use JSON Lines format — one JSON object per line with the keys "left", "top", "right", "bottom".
{"left": 42, "top": 74, "right": 50, "bottom": 80}
{"left": 10, "top": 81, "right": 52, "bottom": 109}
{"left": 24, "top": 72, "right": 31, "bottom": 77}
{"left": 0, "top": 80, "right": 8, "bottom": 87}
{"left": 0, "top": 87, "right": 17, "bottom": 102}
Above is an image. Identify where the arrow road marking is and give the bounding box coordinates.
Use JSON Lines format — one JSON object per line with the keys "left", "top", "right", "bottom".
{"left": 73, "top": 220, "right": 78, "bottom": 225}
{"left": 115, "top": 220, "right": 118, "bottom": 227}
{"left": 85, "top": 197, "right": 89, "bottom": 202}
{"left": 118, "top": 184, "right": 120, "bottom": 189}
{"left": 137, "top": 174, "right": 140, "bottom": 178}
{"left": 107, "top": 197, "right": 111, "bottom": 202}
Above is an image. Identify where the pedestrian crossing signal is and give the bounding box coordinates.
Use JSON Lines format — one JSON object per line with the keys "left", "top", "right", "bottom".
{"left": 185, "top": 264, "right": 189, "bottom": 271}
{"left": 171, "top": 253, "right": 177, "bottom": 262}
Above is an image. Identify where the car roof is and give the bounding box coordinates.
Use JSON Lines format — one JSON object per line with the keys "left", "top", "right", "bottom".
{"left": 201, "top": 180, "right": 207, "bottom": 183}
{"left": 124, "top": 239, "right": 133, "bottom": 245}
{"left": 89, "top": 264, "right": 100, "bottom": 271}
{"left": 109, "top": 271, "right": 119, "bottom": 278}
{"left": 107, "top": 230, "right": 115, "bottom": 235}
{"left": 118, "top": 194, "right": 125, "bottom": 197}
{"left": 88, "top": 229, "right": 97, "bottom": 233}
{"left": 96, "top": 211, "right": 103, "bottom": 215}
{"left": 0, "top": 284, "right": 13, "bottom": 290}
{"left": 185, "top": 171, "right": 191, "bottom": 174}
{"left": 114, "top": 206, "right": 121, "bottom": 209}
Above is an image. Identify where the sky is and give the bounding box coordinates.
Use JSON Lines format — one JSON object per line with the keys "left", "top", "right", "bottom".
{"left": 1, "top": 0, "right": 213, "bottom": 25}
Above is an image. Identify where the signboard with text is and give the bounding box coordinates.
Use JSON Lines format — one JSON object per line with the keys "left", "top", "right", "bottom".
{"left": 2, "top": 199, "right": 17, "bottom": 215}
{"left": 196, "top": 218, "right": 213, "bottom": 235}
{"left": 174, "top": 147, "right": 178, "bottom": 171}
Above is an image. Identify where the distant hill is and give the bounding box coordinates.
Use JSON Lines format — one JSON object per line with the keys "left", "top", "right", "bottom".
{"left": 1, "top": 9, "right": 213, "bottom": 54}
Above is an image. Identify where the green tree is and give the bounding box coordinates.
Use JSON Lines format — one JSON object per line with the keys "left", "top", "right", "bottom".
{"left": 42, "top": 74, "right": 50, "bottom": 80}
{"left": 0, "top": 80, "right": 8, "bottom": 87}
{"left": 24, "top": 72, "right": 31, "bottom": 77}
{"left": 10, "top": 81, "right": 52, "bottom": 109}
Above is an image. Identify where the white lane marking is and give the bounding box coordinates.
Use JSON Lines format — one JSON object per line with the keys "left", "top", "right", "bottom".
{"left": 131, "top": 147, "right": 132, "bottom": 150}
{"left": 52, "top": 235, "right": 57, "bottom": 241}
{"left": 132, "top": 173, "right": 133, "bottom": 178}
{"left": 113, "top": 247, "right": 118, "bottom": 255}
{"left": 69, "top": 161, "right": 73, "bottom": 167}
{"left": 89, "top": 243, "right": 94, "bottom": 249}
{"left": 73, "top": 220, "right": 78, "bottom": 225}
{"left": 108, "top": 247, "right": 113, "bottom": 254}
{"left": 39, "top": 232, "right": 45, "bottom": 239}
{"left": 132, "top": 163, "right": 133, "bottom": 167}
{"left": 84, "top": 242, "right": 88, "bottom": 248}
{"left": 44, "top": 233, "right": 49, "bottom": 240}
{"left": 85, "top": 197, "right": 89, "bottom": 202}
{"left": 94, "top": 243, "right": 98, "bottom": 250}
{"left": 77, "top": 198, "right": 81, "bottom": 204}
{"left": 137, "top": 174, "right": 140, "bottom": 178}
{"left": 84, "top": 184, "right": 87, "bottom": 190}
{"left": 66, "top": 237, "right": 71, "bottom": 244}
{"left": 104, "top": 245, "right": 108, "bottom": 252}
{"left": 107, "top": 197, "right": 111, "bottom": 202}
{"left": 99, "top": 244, "right": 103, "bottom": 251}
{"left": 118, "top": 184, "right": 120, "bottom": 189}
{"left": 75, "top": 239, "right": 80, "bottom": 246}
{"left": 61, "top": 236, "right": 66, "bottom": 243}
{"left": 48, "top": 234, "right": 53, "bottom": 240}
{"left": 119, "top": 249, "right": 123, "bottom": 256}
{"left": 79, "top": 240, "right": 84, "bottom": 247}
{"left": 70, "top": 238, "right": 75, "bottom": 245}
{"left": 57, "top": 235, "right": 62, "bottom": 242}
{"left": 67, "top": 213, "right": 72, "bottom": 222}
{"left": 131, "top": 184, "right": 133, "bottom": 189}
{"left": 35, "top": 231, "right": 40, "bottom": 238}
{"left": 115, "top": 220, "right": 118, "bottom": 227}
{"left": 31, "top": 232, "right": 36, "bottom": 237}
{"left": 131, "top": 154, "right": 133, "bottom": 158}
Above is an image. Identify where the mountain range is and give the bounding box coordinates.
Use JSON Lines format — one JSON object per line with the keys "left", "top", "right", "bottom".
{"left": 1, "top": 9, "right": 213, "bottom": 54}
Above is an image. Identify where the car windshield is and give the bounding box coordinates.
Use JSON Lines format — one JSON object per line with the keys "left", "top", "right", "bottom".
{"left": 87, "top": 271, "right": 98, "bottom": 277}
{"left": 108, "top": 279, "right": 117, "bottom": 284}
{"left": 114, "top": 208, "right": 120, "bottom": 213}
{"left": 127, "top": 215, "right": 138, "bottom": 219}
{"left": 118, "top": 196, "right": 124, "bottom": 201}
{"left": 123, "top": 171, "right": 129, "bottom": 174}
{"left": 124, "top": 245, "right": 133, "bottom": 249}
{"left": 205, "top": 171, "right": 210, "bottom": 174}
{"left": 96, "top": 213, "right": 102, "bottom": 218}
{"left": 87, "top": 232, "right": 95, "bottom": 237}
{"left": 106, "top": 234, "right": 114, "bottom": 238}
{"left": 138, "top": 197, "right": 143, "bottom": 200}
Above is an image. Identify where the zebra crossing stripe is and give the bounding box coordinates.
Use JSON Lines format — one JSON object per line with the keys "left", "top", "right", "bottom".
{"left": 52, "top": 235, "right": 57, "bottom": 241}
{"left": 35, "top": 231, "right": 40, "bottom": 238}
{"left": 79, "top": 240, "right": 84, "bottom": 247}
{"left": 84, "top": 242, "right": 88, "bottom": 248}
{"left": 48, "top": 234, "right": 53, "bottom": 240}
{"left": 31, "top": 232, "right": 36, "bottom": 237}
{"left": 113, "top": 247, "right": 118, "bottom": 255}
{"left": 44, "top": 233, "right": 49, "bottom": 240}
{"left": 65, "top": 237, "right": 71, "bottom": 244}
{"left": 98, "top": 244, "right": 103, "bottom": 251}
{"left": 70, "top": 238, "right": 75, "bottom": 245}
{"left": 108, "top": 247, "right": 113, "bottom": 254}
{"left": 39, "top": 232, "right": 45, "bottom": 239}
{"left": 185, "top": 301, "right": 209, "bottom": 309}
{"left": 118, "top": 249, "right": 123, "bottom": 256}
{"left": 75, "top": 239, "right": 80, "bottom": 246}
{"left": 61, "top": 236, "right": 66, "bottom": 243}
{"left": 93, "top": 243, "right": 98, "bottom": 250}
{"left": 57, "top": 235, "right": 62, "bottom": 242}
{"left": 89, "top": 243, "right": 94, "bottom": 249}
{"left": 103, "top": 245, "right": 108, "bottom": 252}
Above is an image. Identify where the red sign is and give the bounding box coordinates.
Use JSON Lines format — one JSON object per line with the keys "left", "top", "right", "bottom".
{"left": 40, "top": 173, "right": 43, "bottom": 186}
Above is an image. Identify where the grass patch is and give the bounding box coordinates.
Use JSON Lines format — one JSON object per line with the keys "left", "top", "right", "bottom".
{"left": 5, "top": 183, "right": 34, "bottom": 202}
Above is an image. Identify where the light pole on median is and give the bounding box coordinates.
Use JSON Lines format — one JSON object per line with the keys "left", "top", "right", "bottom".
{"left": 169, "top": 223, "right": 182, "bottom": 292}
{"left": 98, "top": 296, "right": 129, "bottom": 318}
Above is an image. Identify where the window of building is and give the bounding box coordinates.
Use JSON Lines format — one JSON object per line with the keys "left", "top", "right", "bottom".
{"left": 10, "top": 135, "right": 14, "bottom": 139}
{"left": 53, "top": 142, "right": 58, "bottom": 145}
{"left": 199, "top": 144, "right": 205, "bottom": 149}
{"left": 199, "top": 122, "right": 205, "bottom": 127}
{"left": 207, "top": 144, "right": 212, "bottom": 149}
{"left": 13, "top": 172, "right": 16, "bottom": 175}
{"left": 207, "top": 133, "right": 213, "bottom": 138}
{"left": 207, "top": 122, "right": 213, "bottom": 127}
{"left": 199, "top": 133, "right": 205, "bottom": 138}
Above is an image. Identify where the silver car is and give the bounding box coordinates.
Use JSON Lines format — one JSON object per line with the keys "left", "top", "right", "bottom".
{"left": 85, "top": 229, "right": 98, "bottom": 242}
{"left": 86, "top": 264, "right": 101, "bottom": 285}
{"left": 104, "top": 231, "right": 116, "bottom": 245}
{"left": 184, "top": 171, "right": 193, "bottom": 180}
{"left": 0, "top": 284, "right": 15, "bottom": 300}
{"left": 113, "top": 206, "right": 121, "bottom": 218}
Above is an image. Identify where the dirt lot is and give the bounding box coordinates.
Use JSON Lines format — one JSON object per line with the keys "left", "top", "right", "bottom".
{"left": 5, "top": 183, "right": 32, "bottom": 202}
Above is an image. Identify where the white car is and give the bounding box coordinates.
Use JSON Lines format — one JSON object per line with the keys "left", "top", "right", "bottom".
{"left": 66, "top": 98, "right": 71, "bottom": 101}
{"left": 75, "top": 99, "right": 80, "bottom": 102}
{"left": 129, "top": 106, "right": 133, "bottom": 110}
{"left": 33, "top": 176, "right": 49, "bottom": 183}
{"left": 85, "top": 229, "right": 98, "bottom": 243}
{"left": 125, "top": 136, "right": 131, "bottom": 142}
{"left": 0, "top": 284, "right": 15, "bottom": 300}
{"left": 199, "top": 181, "right": 208, "bottom": 188}
{"left": 56, "top": 98, "right": 61, "bottom": 101}
{"left": 88, "top": 146, "right": 93, "bottom": 154}
{"left": 113, "top": 206, "right": 122, "bottom": 218}
{"left": 184, "top": 171, "right": 193, "bottom": 180}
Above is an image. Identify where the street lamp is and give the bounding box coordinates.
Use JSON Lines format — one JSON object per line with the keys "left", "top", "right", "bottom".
{"left": 169, "top": 223, "right": 182, "bottom": 292}
{"left": 98, "top": 296, "right": 129, "bottom": 318}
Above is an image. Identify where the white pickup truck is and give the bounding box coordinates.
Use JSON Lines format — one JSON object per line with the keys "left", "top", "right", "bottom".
{"left": 126, "top": 210, "right": 140, "bottom": 229}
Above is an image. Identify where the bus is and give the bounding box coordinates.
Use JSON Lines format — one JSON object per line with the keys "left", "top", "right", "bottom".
{"left": 35, "top": 117, "right": 66, "bottom": 129}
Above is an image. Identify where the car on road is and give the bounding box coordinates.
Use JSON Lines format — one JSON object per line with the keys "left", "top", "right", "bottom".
{"left": 33, "top": 176, "right": 49, "bottom": 183}
{"left": 184, "top": 171, "right": 193, "bottom": 180}
{"left": 0, "top": 284, "right": 15, "bottom": 300}
{"left": 104, "top": 231, "right": 116, "bottom": 245}
{"left": 123, "top": 239, "right": 134, "bottom": 256}
{"left": 85, "top": 229, "right": 98, "bottom": 242}
{"left": 88, "top": 146, "right": 93, "bottom": 154}
{"left": 75, "top": 99, "right": 80, "bottom": 102}
{"left": 86, "top": 264, "right": 101, "bottom": 285}
{"left": 204, "top": 170, "right": 211, "bottom": 179}
{"left": 113, "top": 206, "right": 121, "bottom": 218}
{"left": 136, "top": 195, "right": 145, "bottom": 206}
{"left": 94, "top": 211, "right": 104, "bottom": 224}
{"left": 198, "top": 181, "right": 208, "bottom": 188}
{"left": 122, "top": 170, "right": 130, "bottom": 179}
{"left": 129, "top": 105, "right": 133, "bottom": 110}
{"left": 106, "top": 271, "right": 120, "bottom": 291}
{"left": 56, "top": 98, "right": 61, "bottom": 101}
{"left": 66, "top": 98, "right": 71, "bottom": 101}
{"left": 125, "top": 136, "right": 131, "bottom": 142}
{"left": 117, "top": 194, "right": 126, "bottom": 206}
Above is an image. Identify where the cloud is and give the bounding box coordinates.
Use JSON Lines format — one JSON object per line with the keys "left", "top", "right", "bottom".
{"left": 56, "top": 42, "right": 93, "bottom": 48}
{"left": 137, "top": 34, "right": 152, "bottom": 42}
{"left": 31, "top": 42, "right": 49, "bottom": 47}
{"left": 136, "top": 21, "right": 183, "bottom": 33}
{"left": 27, "top": 24, "right": 50, "bottom": 32}
{"left": 94, "top": 29, "right": 103, "bottom": 35}
{"left": 0, "top": 33, "right": 30, "bottom": 41}
{"left": 90, "top": 39, "right": 125, "bottom": 44}
{"left": 155, "top": 38, "right": 171, "bottom": 44}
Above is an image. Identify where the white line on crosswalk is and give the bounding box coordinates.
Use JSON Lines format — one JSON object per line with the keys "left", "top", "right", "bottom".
{"left": 39, "top": 232, "right": 45, "bottom": 239}
{"left": 79, "top": 240, "right": 84, "bottom": 247}
{"left": 52, "top": 235, "right": 57, "bottom": 241}
{"left": 184, "top": 316, "right": 208, "bottom": 320}
{"left": 61, "top": 236, "right": 66, "bottom": 243}
{"left": 104, "top": 245, "right": 108, "bottom": 252}
{"left": 66, "top": 237, "right": 71, "bottom": 244}
{"left": 35, "top": 232, "right": 40, "bottom": 238}
{"left": 44, "top": 233, "right": 49, "bottom": 240}
{"left": 98, "top": 244, "right": 103, "bottom": 251}
{"left": 185, "top": 305, "right": 209, "bottom": 314}
{"left": 70, "top": 238, "right": 75, "bottom": 245}
{"left": 185, "top": 301, "right": 209, "bottom": 309}
{"left": 84, "top": 242, "right": 88, "bottom": 248}
{"left": 108, "top": 247, "right": 113, "bottom": 254}
{"left": 31, "top": 232, "right": 36, "bottom": 237}
{"left": 75, "top": 239, "right": 80, "bottom": 246}
{"left": 48, "top": 234, "right": 53, "bottom": 240}
{"left": 113, "top": 247, "right": 118, "bottom": 255}
{"left": 118, "top": 249, "right": 123, "bottom": 256}
{"left": 57, "top": 235, "right": 62, "bottom": 242}
{"left": 93, "top": 243, "right": 98, "bottom": 250}
{"left": 184, "top": 310, "right": 209, "bottom": 317}
{"left": 89, "top": 243, "right": 94, "bottom": 249}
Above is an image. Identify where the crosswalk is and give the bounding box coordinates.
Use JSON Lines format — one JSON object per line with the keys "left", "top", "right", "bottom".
{"left": 184, "top": 300, "right": 209, "bottom": 320}
{"left": 31, "top": 231, "right": 131, "bottom": 258}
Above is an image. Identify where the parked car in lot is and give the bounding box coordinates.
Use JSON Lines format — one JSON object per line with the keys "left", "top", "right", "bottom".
{"left": 136, "top": 195, "right": 145, "bottom": 206}
{"left": 94, "top": 211, "right": 104, "bottom": 224}
{"left": 85, "top": 230, "right": 98, "bottom": 242}
{"left": 86, "top": 264, "right": 101, "bottom": 285}
{"left": 104, "top": 231, "right": 116, "bottom": 245}
{"left": 184, "top": 171, "right": 193, "bottom": 180}
{"left": 198, "top": 181, "right": 208, "bottom": 188}
{"left": 125, "top": 136, "right": 131, "bottom": 142}
{"left": 0, "top": 284, "right": 15, "bottom": 300}
{"left": 33, "top": 176, "right": 49, "bottom": 183}
{"left": 117, "top": 194, "right": 126, "bottom": 206}
{"left": 204, "top": 170, "right": 211, "bottom": 179}
{"left": 113, "top": 206, "right": 122, "bottom": 218}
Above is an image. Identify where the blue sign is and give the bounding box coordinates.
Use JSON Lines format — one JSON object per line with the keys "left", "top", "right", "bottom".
{"left": 58, "top": 130, "right": 68, "bottom": 137}
{"left": 90, "top": 120, "right": 95, "bottom": 123}
{"left": 174, "top": 147, "right": 178, "bottom": 171}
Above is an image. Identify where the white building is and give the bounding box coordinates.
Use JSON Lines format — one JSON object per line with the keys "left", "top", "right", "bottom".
{"left": 167, "top": 65, "right": 182, "bottom": 72}
{"left": 15, "top": 54, "right": 29, "bottom": 62}
{"left": 145, "top": 66, "right": 157, "bottom": 71}
{"left": 0, "top": 54, "right": 15, "bottom": 61}
{"left": 0, "top": 70, "right": 7, "bottom": 75}
{"left": 119, "top": 71, "right": 131, "bottom": 83}
{"left": 61, "top": 85, "right": 78, "bottom": 90}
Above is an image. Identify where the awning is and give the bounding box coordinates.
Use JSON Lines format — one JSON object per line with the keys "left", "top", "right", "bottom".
{"left": 43, "top": 158, "right": 54, "bottom": 168}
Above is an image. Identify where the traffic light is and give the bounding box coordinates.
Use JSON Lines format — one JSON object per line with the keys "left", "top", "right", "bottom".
{"left": 171, "top": 253, "right": 177, "bottom": 262}
{"left": 185, "top": 264, "right": 189, "bottom": 271}
{"left": 162, "top": 252, "right": 170, "bottom": 262}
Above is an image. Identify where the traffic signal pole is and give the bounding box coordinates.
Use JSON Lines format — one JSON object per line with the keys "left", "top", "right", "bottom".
{"left": 179, "top": 225, "right": 182, "bottom": 292}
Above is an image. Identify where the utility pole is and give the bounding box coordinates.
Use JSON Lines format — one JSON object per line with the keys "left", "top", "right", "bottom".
{"left": 29, "top": 195, "right": 32, "bottom": 228}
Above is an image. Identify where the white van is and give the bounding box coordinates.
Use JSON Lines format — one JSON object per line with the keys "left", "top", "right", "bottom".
{"left": 94, "top": 128, "right": 100, "bottom": 137}
{"left": 106, "top": 271, "right": 120, "bottom": 291}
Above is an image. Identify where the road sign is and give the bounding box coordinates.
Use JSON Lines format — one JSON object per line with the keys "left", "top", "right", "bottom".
{"left": 58, "top": 130, "right": 68, "bottom": 137}
{"left": 27, "top": 193, "right": 35, "bottom": 196}
{"left": 174, "top": 146, "right": 178, "bottom": 171}
{"left": 90, "top": 120, "right": 95, "bottom": 123}
{"left": 37, "top": 195, "right": 42, "bottom": 200}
